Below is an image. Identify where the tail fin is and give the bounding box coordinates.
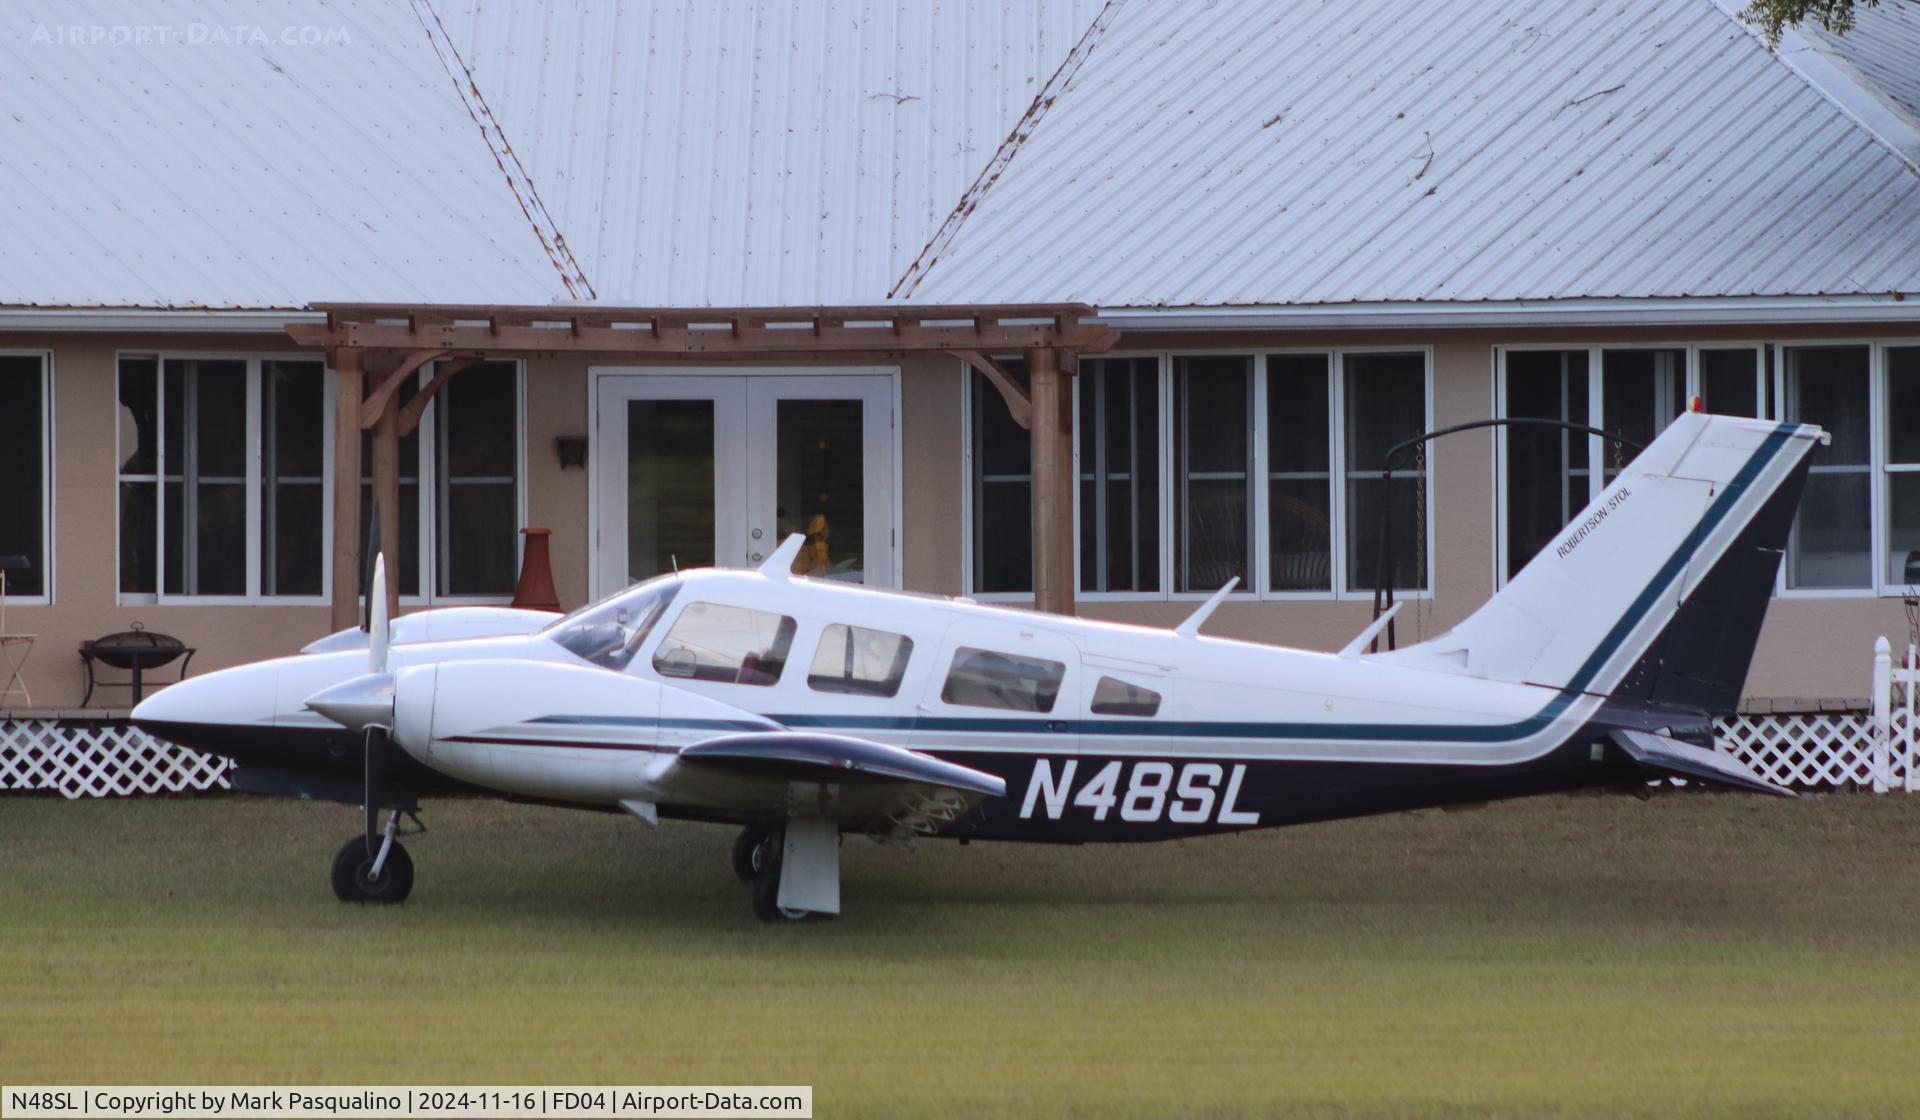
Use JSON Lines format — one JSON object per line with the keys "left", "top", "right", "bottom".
{"left": 1380, "top": 413, "right": 1823, "bottom": 715}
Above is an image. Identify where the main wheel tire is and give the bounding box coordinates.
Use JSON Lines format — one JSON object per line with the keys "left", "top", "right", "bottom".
{"left": 330, "top": 835, "right": 415, "bottom": 904}
{"left": 732, "top": 826, "right": 771, "bottom": 883}
{"left": 750, "top": 836, "right": 808, "bottom": 923}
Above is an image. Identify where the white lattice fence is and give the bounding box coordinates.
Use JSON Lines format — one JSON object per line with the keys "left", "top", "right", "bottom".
{"left": 1715, "top": 711, "right": 1878, "bottom": 790}
{"left": 0, "top": 719, "right": 229, "bottom": 798}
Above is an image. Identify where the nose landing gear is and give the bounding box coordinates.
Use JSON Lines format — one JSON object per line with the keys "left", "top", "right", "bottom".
{"left": 331, "top": 810, "right": 423, "bottom": 904}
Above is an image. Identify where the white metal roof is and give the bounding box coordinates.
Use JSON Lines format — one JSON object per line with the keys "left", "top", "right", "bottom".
{"left": 900, "top": 0, "right": 1920, "bottom": 308}
{"left": 435, "top": 0, "right": 1109, "bottom": 306}
{"left": 0, "top": 0, "right": 580, "bottom": 310}
{"left": 1805, "top": 1, "right": 1920, "bottom": 127}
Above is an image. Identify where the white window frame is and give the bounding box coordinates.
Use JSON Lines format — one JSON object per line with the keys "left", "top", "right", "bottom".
{"left": 959, "top": 347, "right": 1437, "bottom": 603}
{"left": 1490, "top": 339, "right": 1920, "bottom": 599}
{"left": 387, "top": 359, "right": 529, "bottom": 605}
{"left": 0, "top": 349, "right": 54, "bottom": 605}
{"left": 114, "top": 354, "right": 527, "bottom": 606}
{"left": 116, "top": 352, "right": 335, "bottom": 607}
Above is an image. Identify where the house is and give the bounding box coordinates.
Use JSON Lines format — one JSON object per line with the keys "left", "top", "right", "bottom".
{"left": 2, "top": 0, "right": 1917, "bottom": 734}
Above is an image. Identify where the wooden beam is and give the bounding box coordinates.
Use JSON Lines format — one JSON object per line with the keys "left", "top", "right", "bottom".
{"left": 950, "top": 350, "right": 1032, "bottom": 430}
{"left": 288, "top": 302, "right": 1119, "bottom": 358}
{"left": 1028, "top": 347, "right": 1075, "bottom": 617}
{"left": 396, "top": 355, "right": 480, "bottom": 437}
{"left": 370, "top": 393, "right": 402, "bottom": 623}
{"left": 358, "top": 349, "right": 446, "bottom": 430}
{"left": 329, "top": 348, "right": 365, "bottom": 632}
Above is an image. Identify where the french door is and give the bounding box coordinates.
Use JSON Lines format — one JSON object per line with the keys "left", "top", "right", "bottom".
{"left": 593, "top": 371, "right": 896, "bottom": 598}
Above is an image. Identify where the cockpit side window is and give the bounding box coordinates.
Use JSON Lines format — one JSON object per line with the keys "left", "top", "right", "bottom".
{"left": 652, "top": 601, "right": 798, "bottom": 685}
{"left": 940, "top": 647, "right": 1065, "bottom": 712}
{"left": 1090, "top": 676, "right": 1162, "bottom": 716}
{"left": 545, "top": 578, "right": 680, "bottom": 671}
{"left": 808, "top": 624, "right": 914, "bottom": 697}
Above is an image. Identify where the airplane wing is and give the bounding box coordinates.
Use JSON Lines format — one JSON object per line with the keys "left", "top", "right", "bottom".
{"left": 677, "top": 731, "right": 1005, "bottom": 841}
{"left": 1610, "top": 728, "right": 1795, "bottom": 797}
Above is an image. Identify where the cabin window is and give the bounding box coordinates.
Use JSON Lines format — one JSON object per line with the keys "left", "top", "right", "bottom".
{"left": 1079, "top": 357, "right": 1160, "bottom": 592}
{"left": 807, "top": 624, "right": 913, "bottom": 697}
{"left": 0, "top": 353, "right": 49, "bottom": 598}
{"left": 1089, "top": 676, "right": 1161, "bottom": 717}
{"left": 546, "top": 578, "right": 680, "bottom": 671}
{"left": 940, "top": 647, "right": 1066, "bottom": 712}
{"left": 653, "top": 601, "right": 797, "bottom": 685}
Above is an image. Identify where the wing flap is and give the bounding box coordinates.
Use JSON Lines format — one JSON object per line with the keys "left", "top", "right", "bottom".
{"left": 1610, "top": 728, "right": 1795, "bottom": 798}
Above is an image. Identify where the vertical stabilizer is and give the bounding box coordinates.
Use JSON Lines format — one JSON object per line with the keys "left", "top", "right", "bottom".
{"left": 1377, "top": 413, "right": 1822, "bottom": 714}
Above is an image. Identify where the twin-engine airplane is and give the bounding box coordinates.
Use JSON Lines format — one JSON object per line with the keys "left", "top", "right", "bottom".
{"left": 135, "top": 412, "right": 1820, "bottom": 921}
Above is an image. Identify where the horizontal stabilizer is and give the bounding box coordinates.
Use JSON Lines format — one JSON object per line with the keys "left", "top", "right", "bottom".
{"left": 681, "top": 732, "right": 1006, "bottom": 798}
{"left": 1610, "top": 729, "right": 1794, "bottom": 798}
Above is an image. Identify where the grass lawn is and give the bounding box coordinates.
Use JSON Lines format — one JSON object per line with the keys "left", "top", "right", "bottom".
{"left": 3, "top": 791, "right": 1919, "bottom": 1118}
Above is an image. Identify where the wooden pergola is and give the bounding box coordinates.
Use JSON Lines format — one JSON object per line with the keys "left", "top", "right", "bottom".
{"left": 288, "top": 303, "right": 1117, "bottom": 629}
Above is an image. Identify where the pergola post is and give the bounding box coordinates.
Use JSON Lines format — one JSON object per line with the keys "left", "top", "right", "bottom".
{"left": 1028, "top": 347, "right": 1075, "bottom": 616}
{"left": 329, "top": 348, "right": 365, "bottom": 631}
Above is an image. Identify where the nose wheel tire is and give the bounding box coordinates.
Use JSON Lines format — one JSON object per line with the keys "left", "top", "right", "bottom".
{"left": 732, "top": 826, "right": 772, "bottom": 883}
{"left": 330, "top": 835, "right": 414, "bottom": 904}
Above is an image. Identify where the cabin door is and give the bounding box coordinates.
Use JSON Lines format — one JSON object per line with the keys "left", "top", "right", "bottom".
{"left": 592, "top": 371, "right": 897, "bottom": 599}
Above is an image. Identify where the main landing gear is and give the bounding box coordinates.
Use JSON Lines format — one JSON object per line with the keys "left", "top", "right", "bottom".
{"left": 734, "top": 823, "right": 838, "bottom": 923}
{"left": 332, "top": 811, "right": 422, "bottom": 904}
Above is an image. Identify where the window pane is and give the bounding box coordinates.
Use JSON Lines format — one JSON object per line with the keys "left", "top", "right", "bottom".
{"left": 1503, "top": 350, "right": 1589, "bottom": 580}
{"left": 652, "top": 601, "right": 797, "bottom": 685}
{"left": 1890, "top": 474, "right": 1920, "bottom": 588}
{"left": 262, "top": 360, "right": 324, "bottom": 596}
{"left": 119, "top": 481, "right": 156, "bottom": 595}
{"left": 1079, "top": 357, "right": 1159, "bottom": 593}
{"left": 118, "top": 357, "right": 158, "bottom": 476}
{"left": 1600, "top": 349, "right": 1684, "bottom": 482}
{"left": 940, "top": 646, "right": 1064, "bottom": 712}
{"left": 1175, "top": 355, "right": 1252, "bottom": 593}
{"left": 1700, "top": 349, "right": 1759, "bottom": 418}
{"left": 1345, "top": 353, "right": 1427, "bottom": 591}
{"left": 1888, "top": 347, "right": 1920, "bottom": 464}
{"left": 1090, "top": 676, "right": 1161, "bottom": 716}
{"left": 776, "top": 399, "right": 865, "bottom": 581}
{"left": 548, "top": 578, "right": 680, "bottom": 672}
{"left": 807, "top": 624, "right": 913, "bottom": 697}
{"left": 1267, "top": 353, "right": 1331, "bottom": 591}
{"left": 442, "top": 483, "right": 516, "bottom": 595}
{"left": 0, "top": 356, "right": 45, "bottom": 596}
{"left": 438, "top": 362, "right": 519, "bottom": 596}
{"left": 162, "top": 358, "right": 247, "bottom": 595}
{"left": 972, "top": 366, "right": 1032, "bottom": 593}
{"left": 628, "top": 399, "right": 715, "bottom": 580}
{"left": 1785, "top": 346, "right": 1871, "bottom": 589}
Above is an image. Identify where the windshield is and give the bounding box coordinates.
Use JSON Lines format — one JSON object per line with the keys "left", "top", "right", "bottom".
{"left": 544, "top": 575, "right": 681, "bottom": 671}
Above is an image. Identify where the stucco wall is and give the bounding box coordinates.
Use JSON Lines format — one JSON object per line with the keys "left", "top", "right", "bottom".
{"left": 3, "top": 322, "right": 1917, "bottom": 711}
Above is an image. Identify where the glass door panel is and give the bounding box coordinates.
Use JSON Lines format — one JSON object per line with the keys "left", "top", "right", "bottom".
{"left": 628, "top": 398, "right": 718, "bottom": 580}
{"left": 773, "top": 398, "right": 866, "bottom": 581}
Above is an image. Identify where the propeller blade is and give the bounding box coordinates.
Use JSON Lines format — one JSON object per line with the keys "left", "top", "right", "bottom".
{"left": 361, "top": 502, "right": 382, "bottom": 633}
{"left": 364, "top": 725, "right": 388, "bottom": 857}
{"left": 369, "top": 554, "right": 390, "bottom": 674}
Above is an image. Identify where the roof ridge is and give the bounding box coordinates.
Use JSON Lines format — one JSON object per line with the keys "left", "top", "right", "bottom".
{"left": 889, "top": 0, "right": 1130, "bottom": 299}
{"left": 408, "top": 0, "right": 598, "bottom": 300}
{"left": 1708, "top": 0, "right": 1920, "bottom": 178}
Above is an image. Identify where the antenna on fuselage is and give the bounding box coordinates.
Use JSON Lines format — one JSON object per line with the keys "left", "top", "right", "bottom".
{"left": 1174, "top": 576, "right": 1239, "bottom": 638}
{"left": 759, "top": 534, "right": 806, "bottom": 581}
